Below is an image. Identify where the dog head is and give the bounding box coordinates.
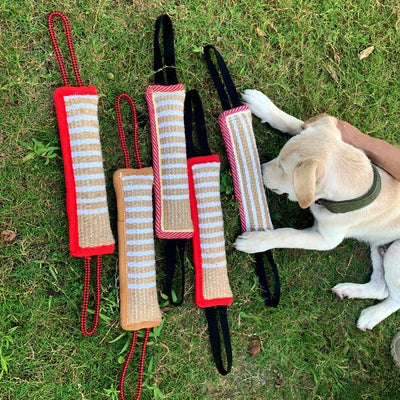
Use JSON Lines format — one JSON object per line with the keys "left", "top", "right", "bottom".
{"left": 262, "top": 115, "right": 370, "bottom": 209}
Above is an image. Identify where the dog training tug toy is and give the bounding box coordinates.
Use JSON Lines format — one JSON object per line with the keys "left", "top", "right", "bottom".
{"left": 185, "top": 89, "right": 233, "bottom": 375}
{"left": 113, "top": 94, "right": 162, "bottom": 400}
{"left": 47, "top": 11, "right": 115, "bottom": 336}
{"left": 146, "top": 15, "right": 193, "bottom": 305}
{"left": 203, "top": 45, "right": 280, "bottom": 306}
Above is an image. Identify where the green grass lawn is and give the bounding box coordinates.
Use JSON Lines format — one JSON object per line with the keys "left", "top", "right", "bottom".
{"left": 1, "top": 0, "right": 400, "bottom": 399}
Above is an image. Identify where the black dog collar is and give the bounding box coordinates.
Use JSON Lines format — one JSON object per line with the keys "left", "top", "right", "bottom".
{"left": 315, "top": 165, "right": 381, "bottom": 213}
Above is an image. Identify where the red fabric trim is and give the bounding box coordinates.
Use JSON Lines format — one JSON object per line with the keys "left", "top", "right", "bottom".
{"left": 55, "top": 85, "right": 97, "bottom": 97}
{"left": 187, "top": 155, "right": 233, "bottom": 308}
{"left": 54, "top": 85, "right": 114, "bottom": 257}
{"left": 146, "top": 84, "right": 193, "bottom": 239}
{"left": 72, "top": 244, "right": 115, "bottom": 258}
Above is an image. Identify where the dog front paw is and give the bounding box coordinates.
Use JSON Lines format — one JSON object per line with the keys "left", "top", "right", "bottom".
{"left": 332, "top": 282, "right": 388, "bottom": 300}
{"left": 241, "top": 89, "right": 275, "bottom": 123}
{"left": 357, "top": 300, "right": 400, "bottom": 331}
{"left": 357, "top": 306, "right": 383, "bottom": 331}
{"left": 332, "top": 283, "right": 356, "bottom": 300}
{"left": 234, "top": 231, "right": 272, "bottom": 254}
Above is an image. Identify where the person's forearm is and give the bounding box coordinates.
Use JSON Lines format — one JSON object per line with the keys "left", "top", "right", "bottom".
{"left": 336, "top": 119, "right": 400, "bottom": 181}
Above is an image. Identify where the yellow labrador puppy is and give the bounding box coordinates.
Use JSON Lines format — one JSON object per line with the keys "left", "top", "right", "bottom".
{"left": 234, "top": 89, "right": 400, "bottom": 331}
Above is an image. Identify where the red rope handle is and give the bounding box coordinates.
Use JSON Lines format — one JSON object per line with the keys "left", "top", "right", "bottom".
{"left": 47, "top": 11, "right": 83, "bottom": 87}
{"left": 81, "top": 255, "right": 102, "bottom": 337}
{"left": 115, "top": 93, "right": 142, "bottom": 169}
{"left": 119, "top": 328, "right": 151, "bottom": 400}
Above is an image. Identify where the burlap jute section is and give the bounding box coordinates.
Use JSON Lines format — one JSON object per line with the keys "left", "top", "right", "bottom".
{"left": 224, "top": 107, "right": 273, "bottom": 231}
{"left": 113, "top": 167, "right": 161, "bottom": 331}
{"left": 147, "top": 85, "right": 193, "bottom": 237}
{"left": 192, "top": 161, "right": 232, "bottom": 301}
{"left": 64, "top": 94, "right": 114, "bottom": 249}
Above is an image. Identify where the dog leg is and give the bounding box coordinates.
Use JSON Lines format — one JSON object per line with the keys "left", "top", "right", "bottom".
{"left": 332, "top": 245, "right": 389, "bottom": 300}
{"left": 241, "top": 89, "right": 304, "bottom": 135}
{"left": 357, "top": 241, "right": 400, "bottom": 331}
{"left": 234, "top": 227, "right": 343, "bottom": 253}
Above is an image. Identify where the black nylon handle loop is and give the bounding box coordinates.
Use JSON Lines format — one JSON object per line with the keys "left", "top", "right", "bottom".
{"left": 165, "top": 239, "right": 186, "bottom": 306}
{"left": 255, "top": 251, "right": 281, "bottom": 307}
{"left": 203, "top": 45, "right": 241, "bottom": 111}
{"left": 205, "top": 306, "right": 232, "bottom": 375}
{"left": 184, "top": 89, "right": 212, "bottom": 158}
{"left": 154, "top": 14, "right": 178, "bottom": 85}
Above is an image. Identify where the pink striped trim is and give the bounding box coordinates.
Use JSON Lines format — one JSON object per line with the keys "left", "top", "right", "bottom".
{"left": 146, "top": 83, "right": 185, "bottom": 93}
{"left": 146, "top": 84, "right": 193, "bottom": 239}
{"left": 218, "top": 105, "right": 258, "bottom": 233}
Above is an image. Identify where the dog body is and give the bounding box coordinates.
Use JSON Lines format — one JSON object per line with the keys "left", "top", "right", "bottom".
{"left": 234, "top": 90, "right": 400, "bottom": 331}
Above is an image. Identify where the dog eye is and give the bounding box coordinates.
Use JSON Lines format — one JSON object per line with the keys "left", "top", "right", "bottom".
{"left": 278, "top": 162, "right": 285, "bottom": 172}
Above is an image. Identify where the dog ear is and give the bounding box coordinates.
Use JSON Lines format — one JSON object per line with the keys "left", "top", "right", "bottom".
{"left": 301, "top": 115, "right": 341, "bottom": 137}
{"left": 293, "top": 158, "right": 326, "bottom": 209}
{"left": 301, "top": 114, "right": 329, "bottom": 130}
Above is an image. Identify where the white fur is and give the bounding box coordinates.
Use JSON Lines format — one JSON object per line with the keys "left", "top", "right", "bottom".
{"left": 235, "top": 90, "right": 400, "bottom": 331}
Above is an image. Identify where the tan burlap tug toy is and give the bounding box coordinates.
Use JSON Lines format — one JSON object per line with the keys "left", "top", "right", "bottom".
{"left": 146, "top": 15, "right": 193, "bottom": 305}
{"left": 48, "top": 11, "right": 115, "bottom": 336}
{"left": 113, "top": 93, "right": 162, "bottom": 400}
{"left": 203, "top": 45, "right": 281, "bottom": 307}
{"left": 185, "top": 89, "right": 233, "bottom": 375}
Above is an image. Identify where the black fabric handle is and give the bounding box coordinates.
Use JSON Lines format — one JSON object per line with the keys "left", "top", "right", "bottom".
{"left": 255, "top": 250, "right": 281, "bottom": 307}
{"left": 184, "top": 89, "right": 212, "bottom": 158}
{"left": 154, "top": 14, "right": 178, "bottom": 85}
{"left": 165, "top": 239, "right": 186, "bottom": 306}
{"left": 203, "top": 45, "right": 241, "bottom": 111}
{"left": 205, "top": 306, "right": 232, "bottom": 375}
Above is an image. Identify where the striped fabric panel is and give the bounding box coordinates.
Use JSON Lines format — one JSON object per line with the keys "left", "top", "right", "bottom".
{"left": 146, "top": 85, "right": 193, "bottom": 238}
{"left": 113, "top": 168, "right": 161, "bottom": 331}
{"left": 64, "top": 94, "right": 114, "bottom": 249}
{"left": 192, "top": 161, "right": 232, "bottom": 302}
{"left": 222, "top": 106, "right": 273, "bottom": 232}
